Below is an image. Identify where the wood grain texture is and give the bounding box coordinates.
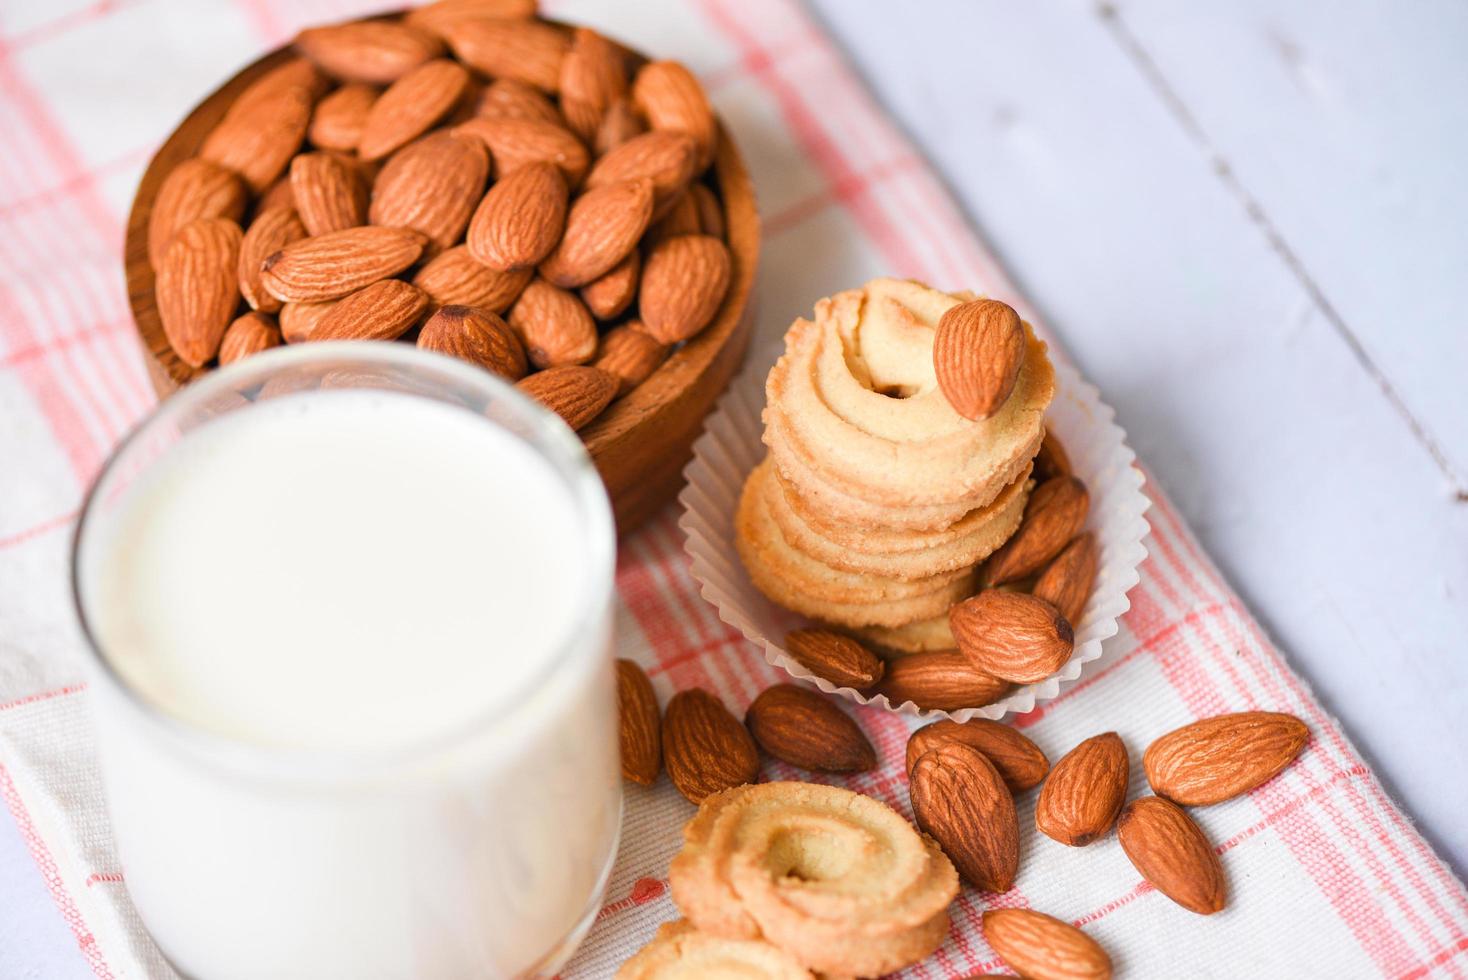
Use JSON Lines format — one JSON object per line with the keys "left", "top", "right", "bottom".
{"left": 123, "top": 15, "right": 759, "bottom": 537}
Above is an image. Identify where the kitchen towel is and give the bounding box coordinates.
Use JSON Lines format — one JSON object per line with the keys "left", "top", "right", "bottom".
{"left": 1, "top": 0, "right": 1465, "bottom": 976}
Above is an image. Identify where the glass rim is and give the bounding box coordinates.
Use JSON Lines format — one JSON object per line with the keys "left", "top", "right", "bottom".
{"left": 70, "top": 342, "right": 617, "bottom": 780}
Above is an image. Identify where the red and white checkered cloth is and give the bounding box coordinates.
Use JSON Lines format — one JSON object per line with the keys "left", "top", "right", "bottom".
{"left": 1, "top": 0, "right": 1464, "bottom": 976}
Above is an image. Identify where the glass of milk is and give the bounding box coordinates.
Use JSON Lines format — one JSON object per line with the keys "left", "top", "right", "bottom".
{"left": 72, "top": 343, "right": 621, "bottom": 979}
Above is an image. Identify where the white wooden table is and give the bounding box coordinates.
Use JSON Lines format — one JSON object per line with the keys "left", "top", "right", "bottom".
{"left": 3, "top": 1, "right": 1465, "bottom": 976}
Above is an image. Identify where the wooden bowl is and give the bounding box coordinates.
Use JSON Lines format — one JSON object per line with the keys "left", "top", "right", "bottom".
{"left": 123, "top": 21, "right": 759, "bottom": 536}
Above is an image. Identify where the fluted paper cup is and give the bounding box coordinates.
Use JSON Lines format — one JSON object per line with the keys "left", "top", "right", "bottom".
{"left": 677, "top": 344, "right": 1151, "bottom": 722}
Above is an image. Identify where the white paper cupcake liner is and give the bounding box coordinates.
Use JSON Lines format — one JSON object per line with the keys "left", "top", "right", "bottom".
{"left": 677, "top": 343, "right": 1151, "bottom": 722}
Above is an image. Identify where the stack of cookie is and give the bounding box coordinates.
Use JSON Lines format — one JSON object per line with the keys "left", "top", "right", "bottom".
{"left": 736, "top": 278, "right": 1057, "bottom": 659}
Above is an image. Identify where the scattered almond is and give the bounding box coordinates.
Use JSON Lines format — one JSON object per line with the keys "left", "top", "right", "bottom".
{"left": 357, "top": 58, "right": 469, "bottom": 160}
{"left": 933, "top": 298, "right": 1025, "bottom": 421}
{"left": 516, "top": 365, "right": 617, "bottom": 431}
{"left": 585, "top": 131, "right": 699, "bottom": 218}
{"left": 369, "top": 130, "right": 487, "bottom": 254}
{"left": 294, "top": 21, "right": 443, "bottom": 85}
{"left": 905, "top": 719, "right": 1048, "bottom": 793}
{"left": 639, "top": 234, "right": 731, "bottom": 344}
{"left": 1035, "top": 732, "right": 1129, "bottom": 846}
{"left": 1033, "top": 533, "right": 1099, "bottom": 626}
{"left": 466, "top": 161, "right": 568, "bottom": 271}
{"left": 307, "top": 82, "right": 378, "bottom": 151}
{"left": 310, "top": 278, "right": 429, "bottom": 341}
{"left": 156, "top": 217, "right": 243, "bottom": 367}
{"left": 218, "top": 311, "right": 281, "bottom": 365}
{"left": 418, "top": 305, "right": 527, "bottom": 380}
{"left": 540, "top": 179, "right": 654, "bottom": 287}
{"left": 445, "top": 17, "right": 569, "bottom": 92}
{"left": 869, "top": 650, "right": 1010, "bottom": 712}
{"left": 593, "top": 323, "right": 667, "bottom": 395}
{"left": 661, "top": 688, "right": 760, "bottom": 804}
{"left": 148, "top": 158, "right": 247, "bottom": 267}
{"left": 1118, "top": 796, "right": 1226, "bottom": 915}
{"left": 508, "top": 277, "right": 598, "bottom": 368}
{"left": 559, "top": 27, "right": 628, "bottom": 142}
{"left": 412, "top": 245, "right": 532, "bottom": 312}
{"left": 616, "top": 658, "right": 662, "bottom": 785}
{"left": 782, "top": 628, "right": 885, "bottom": 689}
{"left": 261, "top": 225, "right": 425, "bottom": 302}
{"left": 745, "top": 684, "right": 875, "bottom": 773}
{"left": 950, "top": 591, "right": 1074, "bottom": 684}
{"left": 454, "top": 116, "right": 589, "bottom": 186}
{"left": 580, "top": 248, "right": 641, "bottom": 320}
{"left": 1144, "top": 711, "right": 1309, "bottom": 806}
{"left": 632, "top": 60, "right": 718, "bottom": 171}
{"left": 289, "top": 151, "right": 366, "bottom": 236}
{"left": 981, "top": 909, "right": 1112, "bottom": 980}
{"left": 909, "top": 741, "right": 1018, "bottom": 892}
{"left": 981, "top": 476, "right": 1091, "bottom": 587}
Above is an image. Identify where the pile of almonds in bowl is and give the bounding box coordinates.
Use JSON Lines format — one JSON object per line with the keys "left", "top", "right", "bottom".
{"left": 616, "top": 654, "right": 1311, "bottom": 977}
{"left": 135, "top": 0, "right": 744, "bottom": 441}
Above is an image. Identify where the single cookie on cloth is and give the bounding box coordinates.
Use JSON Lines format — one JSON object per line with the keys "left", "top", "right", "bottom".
{"left": 736, "top": 459, "right": 975, "bottom": 628}
{"left": 668, "top": 781, "right": 959, "bottom": 978}
{"left": 615, "top": 920, "right": 813, "bottom": 979}
{"left": 764, "top": 278, "right": 1054, "bottom": 530}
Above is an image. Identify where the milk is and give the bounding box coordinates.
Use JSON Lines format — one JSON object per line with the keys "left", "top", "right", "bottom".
{"left": 76, "top": 384, "right": 620, "bottom": 979}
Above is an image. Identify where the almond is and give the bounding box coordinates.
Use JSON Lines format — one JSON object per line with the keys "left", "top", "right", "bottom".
{"left": 782, "top": 628, "right": 885, "bottom": 689}
{"left": 405, "top": 0, "right": 538, "bottom": 39}
{"left": 744, "top": 684, "right": 875, "bottom": 773}
{"left": 257, "top": 175, "right": 296, "bottom": 214}
{"left": 905, "top": 719, "right": 1049, "bottom": 792}
{"left": 616, "top": 658, "right": 661, "bottom": 785}
{"left": 466, "top": 162, "right": 568, "bottom": 271}
{"left": 148, "top": 158, "right": 247, "bottom": 267}
{"left": 279, "top": 299, "right": 336, "bottom": 344}
{"left": 308, "top": 83, "right": 378, "bottom": 151}
{"left": 580, "top": 248, "right": 640, "bottom": 320}
{"left": 507, "top": 278, "right": 598, "bottom": 368}
{"left": 559, "top": 27, "right": 628, "bottom": 142}
{"left": 311, "top": 279, "right": 430, "bottom": 341}
{"left": 950, "top": 591, "right": 1073, "bottom": 683}
{"left": 1035, "top": 732, "right": 1129, "bottom": 846}
{"left": 218, "top": 311, "right": 281, "bottom": 365}
{"left": 539, "top": 179, "right": 654, "bottom": 287}
{"left": 156, "top": 217, "right": 243, "bottom": 367}
{"left": 261, "top": 226, "right": 425, "bottom": 302}
{"left": 294, "top": 21, "right": 443, "bottom": 84}
{"left": 289, "top": 152, "right": 367, "bottom": 236}
{"left": 1144, "top": 711, "right": 1309, "bottom": 806}
{"left": 595, "top": 98, "right": 647, "bottom": 155}
{"left": 229, "top": 57, "right": 329, "bottom": 116}
{"left": 690, "top": 183, "right": 724, "bottom": 240}
{"left": 869, "top": 650, "right": 1010, "bottom": 712}
{"left": 644, "top": 189, "right": 703, "bottom": 248}
{"left": 585, "top": 131, "right": 699, "bottom": 218}
{"left": 1034, "top": 426, "right": 1072, "bottom": 480}
{"left": 980, "top": 476, "right": 1090, "bottom": 587}
{"left": 933, "top": 298, "right": 1025, "bottom": 421}
{"left": 417, "top": 305, "right": 527, "bottom": 380}
{"left": 356, "top": 58, "right": 469, "bottom": 161}
{"left": 200, "top": 85, "right": 311, "bottom": 194}
{"left": 1033, "top": 533, "right": 1099, "bottom": 626}
{"left": 660, "top": 688, "right": 759, "bottom": 804}
{"left": 454, "top": 116, "right": 589, "bottom": 186}
{"left": 909, "top": 741, "right": 1018, "bottom": 892}
{"left": 472, "top": 78, "right": 562, "bottom": 125}
{"left": 1117, "top": 796, "right": 1226, "bottom": 915}
{"left": 412, "top": 245, "right": 531, "bottom": 312}
{"left": 592, "top": 322, "right": 666, "bottom": 395}
{"left": 632, "top": 60, "right": 717, "bottom": 171}
{"left": 370, "top": 130, "right": 488, "bottom": 254}
{"left": 639, "top": 234, "right": 731, "bottom": 344}
{"left": 444, "top": 18, "right": 569, "bottom": 92}
{"left": 981, "top": 909, "right": 1112, "bottom": 980}
{"left": 516, "top": 366, "right": 617, "bottom": 432}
